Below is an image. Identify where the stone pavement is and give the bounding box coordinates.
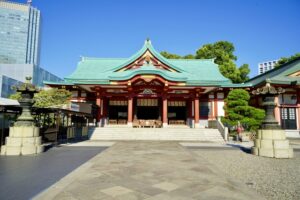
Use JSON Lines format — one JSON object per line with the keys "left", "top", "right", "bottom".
{"left": 0, "top": 146, "right": 107, "bottom": 200}
{"left": 34, "top": 141, "right": 264, "bottom": 200}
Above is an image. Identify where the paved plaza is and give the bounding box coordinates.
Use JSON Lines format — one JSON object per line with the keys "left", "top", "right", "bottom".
{"left": 0, "top": 146, "right": 107, "bottom": 200}
{"left": 34, "top": 142, "right": 264, "bottom": 200}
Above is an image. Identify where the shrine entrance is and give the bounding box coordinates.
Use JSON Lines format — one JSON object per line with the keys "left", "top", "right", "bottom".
{"left": 107, "top": 100, "right": 128, "bottom": 125}
{"left": 135, "top": 98, "right": 160, "bottom": 120}
{"left": 168, "top": 100, "right": 187, "bottom": 125}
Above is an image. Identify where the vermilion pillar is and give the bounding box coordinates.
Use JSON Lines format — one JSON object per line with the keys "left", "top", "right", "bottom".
{"left": 96, "top": 93, "right": 102, "bottom": 124}
{"left": 194, "top": 97, "right": 199, "bottom": 128}
{"left": 214, "top": 95, "right": 218, "bottom": 119}
{"left": 163, "top": 97, "right": 168, "bottom": 127}
{"left": 274, "top": 96, "right": 281, "bottom": 125}
{"left": 127, "top": 97, "right": 133, "bottom": 126}
{"left": 297, "top": 89, "right": 300, "bottom": 129}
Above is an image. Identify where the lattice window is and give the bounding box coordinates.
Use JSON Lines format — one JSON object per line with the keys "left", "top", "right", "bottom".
{"left": 168, "top": 101, "right": 186, "bottom": 107}
{"left": 137, "top": 99, "right": 158, "bottom": 106}
{"left": 109, "top": 100, "right": 128, "bottom": 106}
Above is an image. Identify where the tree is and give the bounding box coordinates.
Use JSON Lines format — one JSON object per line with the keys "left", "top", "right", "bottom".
{"left": 160, "top": 51, "right": 182, "bottom": 59}
{"left": 9, "top": 88, "right": 72, "bottom": 108}
{"left": 221, "top": 89, "right": 265, "bottom": 131}
{"left": 182, "top": 54, "right": 195, "bottom": 59}
{"left": 275, "top": 53, "right": 300, "bottom": 67}
{"left": 160, "top": 51, "right": 195, "bottom": 59}
{"left": 160, "top": 41, "right": 250, "bottom": 83}
{"left": 195, "top": 41, "right": 249, "bottom": 83}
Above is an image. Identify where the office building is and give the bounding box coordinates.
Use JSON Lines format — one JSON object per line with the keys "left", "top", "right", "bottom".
{"left": 258, "top": 60, "right": 278, "bottom": 74}
{"left": 0, "top": 1, "right": 62, "bottom": 98}
{"left": 0, "top": 0, "right": 40, "bottom": 65}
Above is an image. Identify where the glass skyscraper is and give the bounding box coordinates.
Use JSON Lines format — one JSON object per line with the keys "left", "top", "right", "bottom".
{"left": 0, "top": 1, "right": 62, "bottom": 98}
{"left": 0, "top": 0, "right": 40, "bottom": 65}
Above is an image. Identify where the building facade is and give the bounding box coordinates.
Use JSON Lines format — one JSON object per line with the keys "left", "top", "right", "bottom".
{"left": 247, "top": 58, "right": 300, "bottom": 137}
{"left": 0, "top": 1, "right": 62, "bottom": 98}
{"left": 0, "top": 0, "right": 40, "bottom": 65}
{"left": 0, "top": 64, "right": 62, "bottom": 97}
{"left": 45, "top": 40, "right": 300, "bottom": 137}
{"left": 258, "top": 60, "right": 278, "bottom": 75}
{"left": 45, "top": 40, "right": 233, "bottom": 128}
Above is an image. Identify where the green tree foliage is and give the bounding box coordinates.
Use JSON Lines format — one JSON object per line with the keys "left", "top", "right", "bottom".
{"left": 160, "top": 41, "right": 250, "bottom": 83}
{"left": 160, "top": 51, "right": 182, "bottom": 59}
{"left": 34, "top": 88, "right": 72, "bottom": 108}
{"left": 9, "top": 92, "right": 21, "bottom": 100}
{"left": 160, "top": 51, "right": 195, "bottom": 59}
{"left": 9, "top": 88, "right": 72, "bottom": 108}
{"left": 182, "top": 54, "right": 195, "bottom": 59}
{"left": 221, "top": 89, "right": 265, "bottom": 131}
{"left": 195, "top": 41, "right": 249, "bottom": 83}
{"left": 275, "top": 53, "right": 300, "bottom": 67}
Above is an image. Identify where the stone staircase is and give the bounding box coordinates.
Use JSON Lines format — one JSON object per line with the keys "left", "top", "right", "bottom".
{"left": 88, "top": 126, "right": 225, "bottom": 142}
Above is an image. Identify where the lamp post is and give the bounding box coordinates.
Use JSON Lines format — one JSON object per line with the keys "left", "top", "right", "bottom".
{"left": 251, "top": 79, "right": 293, "bottom": 158}
{"left": 1, "top": 77, "right": 44, "bottom": 156}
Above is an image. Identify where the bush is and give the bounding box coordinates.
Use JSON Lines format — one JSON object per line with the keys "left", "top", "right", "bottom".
{"left": 221, "top": 89, "right": 265, "bottom": 131}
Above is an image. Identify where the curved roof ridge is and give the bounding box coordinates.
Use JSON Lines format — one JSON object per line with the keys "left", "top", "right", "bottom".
{"left": 107, "top": 39, "right": 187, "bottom": 73}
{"left": 81, "top": 57, "right": 127, "bottom": 60}
{"left": 168, "top": 58, "right": 215, "bottom": 62}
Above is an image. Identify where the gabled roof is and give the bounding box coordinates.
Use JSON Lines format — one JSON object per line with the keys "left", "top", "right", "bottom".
{"left": 49, "top": 40, "right": 233, "bottom": 86}
{"left": 246, "top": 57, "right": 300, "bottom": 86}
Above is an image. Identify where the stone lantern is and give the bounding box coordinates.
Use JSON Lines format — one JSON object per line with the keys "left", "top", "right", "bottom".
{"left": 251, "top": 79, "right": 293, "bottom": 158}
{"left": 1, "top": 77, "right": 44, "bottom": 155}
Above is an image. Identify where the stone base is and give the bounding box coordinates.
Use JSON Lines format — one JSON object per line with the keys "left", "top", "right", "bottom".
{"left": 1, "top": 126, "right": 44, "bottom": 156}
{"left": 252, "top": 129, "right": 293, "bottom": 158}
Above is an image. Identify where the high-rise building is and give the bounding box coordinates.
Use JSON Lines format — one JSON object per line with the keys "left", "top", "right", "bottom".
{"left": 0, "top": 0, "right": 62, "bottom": 98}
{"left": 258, "top": 60, "right": 278, "bottom": 75}
{"left": 0, "top": 0, "right": 40, "bottom": 65}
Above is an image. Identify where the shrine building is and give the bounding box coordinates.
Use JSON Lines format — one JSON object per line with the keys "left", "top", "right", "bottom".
{"left": 44, "top": 39, "right": 300, "bottom": 135}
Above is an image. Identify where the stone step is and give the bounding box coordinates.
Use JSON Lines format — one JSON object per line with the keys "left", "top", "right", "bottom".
{"left": 88, "top": 127, "right": 224, "bottom": 142}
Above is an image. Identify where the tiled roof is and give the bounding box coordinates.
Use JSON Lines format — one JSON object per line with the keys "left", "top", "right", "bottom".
{"left": 59, "top": 40, "right": 233, "bottom": 86}
{"left": 246, "top": 57, "right": 300, "bottom": 86}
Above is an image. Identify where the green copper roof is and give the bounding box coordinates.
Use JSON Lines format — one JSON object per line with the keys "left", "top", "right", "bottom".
{"left": 58, "top": 40, "right": 234, "bottom": 86}
{"left": 246, "top": 58, "right": 300, "bottom": 86}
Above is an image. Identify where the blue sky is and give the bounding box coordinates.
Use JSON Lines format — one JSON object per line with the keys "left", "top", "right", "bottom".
{"left": 16, "top": 0, "right": 300, "bottom": 78}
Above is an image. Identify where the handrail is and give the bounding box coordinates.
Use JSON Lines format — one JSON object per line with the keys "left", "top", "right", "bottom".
{"left": 216, "top": 117, "right": 228, "bottom": 141}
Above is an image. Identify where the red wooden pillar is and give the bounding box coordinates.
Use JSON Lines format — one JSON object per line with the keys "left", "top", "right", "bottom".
{"left": 194, "top": 96, "right": 200, "bottom": 128}
{"left": 214, "top": 93, "right": 218, "bottom": 119}
{"left": 96, "top": 92, "right": 102, "bottom": 125}
{"left": 297, "top": 89, "right": 300, "bottom": 129}
{"left": 163, "top": 97, "right": 168, "bottom": 127}
{"left": 127, "top": 96, "right": 133, "bottom": 126}
{"left": 274, "top": 96, "right": 281, "bottom": 125}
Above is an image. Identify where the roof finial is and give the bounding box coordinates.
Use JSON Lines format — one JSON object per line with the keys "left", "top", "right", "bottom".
{"left": 145, "top": 38, "right": 151, "bottom": 45}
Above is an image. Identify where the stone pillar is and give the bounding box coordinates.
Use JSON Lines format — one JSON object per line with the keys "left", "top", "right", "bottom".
{"left": 127, "top": 97, "right": 133, "bottom": 126}
{"left": 163, "top": 97, "right": 168, "bottom": 127}
{"left": 194, "top": 96, "right": 199, "bottom": 128}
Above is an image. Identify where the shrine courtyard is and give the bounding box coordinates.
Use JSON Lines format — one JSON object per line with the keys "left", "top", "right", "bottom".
{"left": 1, "top": 141, "right": 299, "bottom": 200}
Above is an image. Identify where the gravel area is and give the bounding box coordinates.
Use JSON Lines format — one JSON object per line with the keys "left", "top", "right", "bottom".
{"left": 189, "top": 146, "right": 300, "bottom": 200}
